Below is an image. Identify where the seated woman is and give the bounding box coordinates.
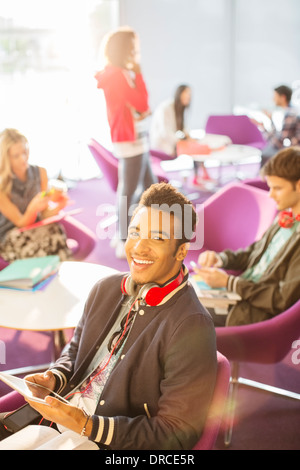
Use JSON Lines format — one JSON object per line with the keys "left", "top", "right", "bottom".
{"left": 149, "top": 85, "right": 211, "bottom": 183}
{"left": 0, "top": 128, "right": 71, "bottom": 262}
{"left": 150, "top": 84, "right": 192, "bottom": 157}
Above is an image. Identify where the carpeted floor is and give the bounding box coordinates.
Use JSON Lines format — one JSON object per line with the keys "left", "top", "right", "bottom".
{"left": 1, "top": 163, "right": 299, "bottom": 450}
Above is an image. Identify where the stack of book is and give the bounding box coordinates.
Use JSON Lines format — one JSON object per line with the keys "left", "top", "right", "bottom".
{"left": 0, "top": 255, "right": 60, "bottom": 291}
{"left": 190, "top": 274, "right": 241, "bottom": 309}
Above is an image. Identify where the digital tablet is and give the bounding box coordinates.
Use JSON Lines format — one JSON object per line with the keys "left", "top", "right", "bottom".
{"left": 0, "top": 372, "right": 69, "bottom": 405}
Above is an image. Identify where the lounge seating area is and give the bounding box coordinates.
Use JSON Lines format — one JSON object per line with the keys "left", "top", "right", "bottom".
{"left": 0, "top": 0, "right": 299, "bottom": 452}
{"left": 1, "top": 168, "right": 299, "bottom": 449}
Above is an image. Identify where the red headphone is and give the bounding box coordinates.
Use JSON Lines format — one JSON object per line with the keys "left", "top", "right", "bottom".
{"left": 63, "top": 268, "right": 185, "bottom": 405}
{"left": 121, "top": 268, "right": 185, "bottom": 306}
{"left": 278, "top": 211, "right": 300, "bottom": 228}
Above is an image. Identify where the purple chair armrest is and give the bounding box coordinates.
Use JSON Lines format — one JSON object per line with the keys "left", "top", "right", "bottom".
{"left": 0, "top": 391, "right": 25, "bottom": 413}
{"left": 0, "top": 257, "right": 9, "bottom": 271}
{"left": 60, "top": 216, "right": 97, "bottom": 261}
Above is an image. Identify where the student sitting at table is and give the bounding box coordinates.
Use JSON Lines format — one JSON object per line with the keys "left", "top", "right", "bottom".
{"left": 252, "top": 85, "right": 300, "bottom": 167}
{"left": 0, "top": 182, "right": 217, "bottom": 450}
{"left": 150, "top": 84, "right": 192, "bottom": 157}
{"left": 0, "top": 128, "right": 71, "bottom": 262}
{"left": 194, "top": 147, "right": 300, "bottom": 326}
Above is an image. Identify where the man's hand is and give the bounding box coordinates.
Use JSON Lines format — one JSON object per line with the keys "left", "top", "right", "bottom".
{"left": 25, "top": 370, "right": 56, "bottom": 393}
{"left": 26, "top": 396, "right": 93, "bottom": 438}
{"left": 198, "top": 250, "right": 221, "bottom": 267}
{"left": 23, "top": 371, "right": 56, "bottom": 401}
{"left": 196, "top": 267, "right": 229, "bottom": 289}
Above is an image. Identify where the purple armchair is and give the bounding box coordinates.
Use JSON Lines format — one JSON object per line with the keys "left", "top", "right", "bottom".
{"left": 0, "top": 390, "right": 25, "bottom": 413}
{"left": 242, "top": 177, "right": 269, "bottom": 191}
{"left": 0, "top": 216, "right": 97, "bottom": 269}
{"left": 87, "top": 138, "right": 168, "bottom": 192}
{"left": 60, "top": 215, "right": 96, "bottom": 261}
{"left": 87, "top": 138, "right": 168, "bottom": 230}
{"left": 216, "top": 299, "right": 300, "bottom": 446}
{"left": 193, "top": 352, "right": 230, "bottom": 450}
{"left": 150, "top": 149, "right": 176, "bottom": 161}
{"left": 185, "top": 181, "right": 277, "bottom": 268}
{"left": 88, "top": 139, "right": 118, "bottom": 193}
{"left": 205, "top": 114, "right": 266, "bottom": 150}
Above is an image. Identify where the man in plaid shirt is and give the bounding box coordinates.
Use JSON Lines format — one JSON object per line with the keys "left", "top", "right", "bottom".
{"left": 254, "top": 85, "right": 300, "bottom": 166}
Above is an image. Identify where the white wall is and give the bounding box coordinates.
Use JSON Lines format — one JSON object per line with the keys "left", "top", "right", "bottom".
{"left": 119, "top": 0, "right": 300, "bottom": 129}
{"left": 234, "top": 0, "right": 300, "bottom": 110}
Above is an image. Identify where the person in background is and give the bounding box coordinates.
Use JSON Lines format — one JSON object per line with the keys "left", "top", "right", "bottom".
{"left": 0, "top": 128, "right": 71, "bottom": 262}
{"left": 95, "top": 26, "right": 157, "bottom": 259}
{"left": 150, "top": 84, "right": 192, "bottom": 157}
{"left": 149, "top": 85, "right": 211, "bottom": 184}
{"left": 252, "top": 85, "right": 300, "bottom": 166}
{"left": 194, "top": 147, "right": 300, "bottom": 326}
{"left": 0, "top": 182, "right": 217, "bottom": 450}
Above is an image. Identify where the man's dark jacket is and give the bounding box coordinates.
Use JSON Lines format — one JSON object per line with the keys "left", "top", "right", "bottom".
{"left": 51, "top": 272, "right": 217, "bottom": 450}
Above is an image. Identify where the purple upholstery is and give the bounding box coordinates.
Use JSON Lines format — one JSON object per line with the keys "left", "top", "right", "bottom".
{"left": 60, "top": 215, "right": 97, "bottom": 261}
{"left": 205, "top": 114, "right": 266, "bottom": 149}
{"left": 149, "top": 156, "right": 168, "bottom": 183}
{"left": 216, "top": 299, "right": 300, "bottom": 446}
{"left": 88, "top": 138, "right": 168, "bottom": 191}
{"left": 185, "top": 181, "right": 277, "bottom": 268}
{"left": 193, "top": 352, "right": 230, "bottom": 450}
{"left": 150, "top": 149, "right": 176, "bottom": 161}
{"left": 216, "top": 299, "right": 300, "bottom": 364}
{"left": 0, "top": 391, "right": 25, "bottom": 413}
{"left": 242, "top": 177, "right": 269, "bottom": 191}
{"left": 88, "top": 139, "right": 119, "bottom": 193}
{"left": 0, "top": 257, "right": 9, "bottom": 271}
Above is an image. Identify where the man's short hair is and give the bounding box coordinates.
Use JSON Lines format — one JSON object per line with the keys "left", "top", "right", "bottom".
{"left": 136, "top": 182, "right": 197, "bottom": 246}
{"left": 261, "top": 146, "right": 300, "bottom": 183}
{"left": 274, "top": 85, "right": 293, "bottom": 104}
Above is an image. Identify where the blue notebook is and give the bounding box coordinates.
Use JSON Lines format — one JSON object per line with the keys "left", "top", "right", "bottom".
{"left": 0, "top": 256, "right": 60, "bottom": 290}
{"left": 191, "top": 274, "right": 225, "bottom": 291}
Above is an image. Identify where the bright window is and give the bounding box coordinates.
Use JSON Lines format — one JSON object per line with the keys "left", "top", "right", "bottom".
{"left": 0, "top": 0, "right": 119, "bottom": 179}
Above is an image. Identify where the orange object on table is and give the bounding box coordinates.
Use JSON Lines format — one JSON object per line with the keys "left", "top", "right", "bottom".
{"left": 176, "top": 139, "right": 211, "bottom": 156}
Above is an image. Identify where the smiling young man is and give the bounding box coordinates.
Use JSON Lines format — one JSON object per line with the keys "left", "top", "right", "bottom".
{"left": 126, "top": 183, "right": 196, "bottom": 287}
{"left": 195, "top": 147, "right": 300, "bottom": 326}
{"left": 0, "top": 182, "right": 217, "bottom": 450}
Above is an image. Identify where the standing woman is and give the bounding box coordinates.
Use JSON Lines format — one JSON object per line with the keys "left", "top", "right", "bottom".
{"left": 95, "top": 27, "right": 157, "bottom": 258}
{"left": 0, "top": 128, "right": 71, "bottom": 262}
{"left": 150, "top": 84, "right": 192, "bottom": 157}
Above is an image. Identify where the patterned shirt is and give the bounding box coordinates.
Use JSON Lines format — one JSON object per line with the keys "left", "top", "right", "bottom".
{"left": 267, "top": 109, "right": 300, "bottom": 150}
{"left": 0, "top": 165, "right": 41, "bottom": 240}
{"left": 66, "top": 296, "right": 138, "bottom": 415}
{"left": 242, "top": 222, "right": 299, "bottom": 282}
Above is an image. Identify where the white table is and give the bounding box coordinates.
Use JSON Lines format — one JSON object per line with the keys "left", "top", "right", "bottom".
{"left": 185, "top": 144, "right": 261, "bottom": 188}
{"left": 161, "top": 143, "right": 261, "bottom": 191}
{"left": 0, "top": 261, "right": 118, "bottom": 374}
{"left": 189, "top": 130, "right": 232, "bottom": 149}
{"left": 191, "top": 144, "right": 261, "bottom": 166}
